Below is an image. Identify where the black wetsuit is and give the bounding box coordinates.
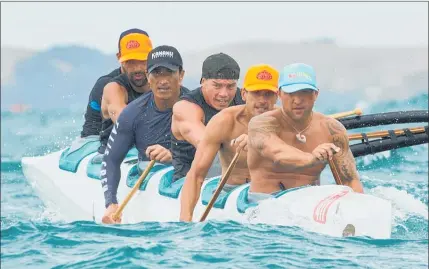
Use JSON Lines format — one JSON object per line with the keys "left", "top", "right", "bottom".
{"left": 98, "top": 73, "right": 147, "bottom": 154}
{"left": 170, "top": 87, "right": 244, "bottom": 182}
{"left": 101, "top": 86, "right": 190, "bottom": 208}
{"left": 80, "top": 68, "right": 121, "bottom": 138}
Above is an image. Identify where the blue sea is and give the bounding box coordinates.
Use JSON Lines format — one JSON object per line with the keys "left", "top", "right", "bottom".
{"left": 1, "top": 92, "right": 428, "bottom": 269}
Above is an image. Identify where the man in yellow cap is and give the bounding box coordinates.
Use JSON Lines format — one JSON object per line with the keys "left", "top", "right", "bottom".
{"left": 63, "top": 29, "right": 153, "bottom": 169}
{"left": 180, "top": 64, "right": 279, "bottom": 222}
{"left": 98, "top": 29, "right": 153, "bottom": 156}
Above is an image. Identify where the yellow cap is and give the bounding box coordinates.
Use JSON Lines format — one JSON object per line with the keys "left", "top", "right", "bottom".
{"left": 118, "top": 33, "right": 153, "bottom": 63}
{"left": 243, "top": 64, "right": 279, "bottom": 93}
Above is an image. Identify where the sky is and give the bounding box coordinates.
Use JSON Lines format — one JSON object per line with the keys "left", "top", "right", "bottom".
{"left": 1, "top": 1, "right": 428, "bottom": 54}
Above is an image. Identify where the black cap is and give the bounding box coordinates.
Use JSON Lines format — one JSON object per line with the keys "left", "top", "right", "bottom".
{"left": 147, "top": 45, "right": 183, "bottom": 74}
{"left": 200, "top": 53, "right": 240, "bottom": 82}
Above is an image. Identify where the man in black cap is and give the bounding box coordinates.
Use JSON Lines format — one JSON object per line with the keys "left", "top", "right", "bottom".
{"left": 170, "top": 52, "right": 244, "bottom": 183}
{"left": 101, "top": 45, "right": 190, "bottom": 224}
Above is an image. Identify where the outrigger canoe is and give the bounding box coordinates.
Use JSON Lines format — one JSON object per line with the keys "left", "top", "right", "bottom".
{"left": 21, "top": 110, "right": 428, "bottom": 239}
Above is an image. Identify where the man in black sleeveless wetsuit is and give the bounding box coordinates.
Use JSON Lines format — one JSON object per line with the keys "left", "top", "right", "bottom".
{"left": 101, "top": 45, "right": 190, "bottom": 224}
{"left": 68, "top": 29, "right": 144, "bottom": 154}
{"left": 97, "top": 29, "right": 154, "bottom": 160}
{"left": 171, "top": 52, "right": 244, "bottom": 182}
{"left": 80, "top": 68, "right": 121, "bottom": 139}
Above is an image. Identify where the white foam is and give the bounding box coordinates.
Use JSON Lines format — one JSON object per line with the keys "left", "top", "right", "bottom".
{"left": 369, "top": 186, "right": 428, "bottom": 222}
{"left": 360, "top": 151, "right": 391, "bottom": 166}
{"left": 354, "top": 100, "right": 370, "bottom": 112}
{"left": 35, "top": 201, "right": 67, "bottom": 223}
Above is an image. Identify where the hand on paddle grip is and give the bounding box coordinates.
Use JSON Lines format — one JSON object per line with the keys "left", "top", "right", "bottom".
{"left": 146, "top": 145, "right": 172, "bottom": 163}
{"left": 231, "top": 134, "right": 248, "bottom": 152}
{"left": 102, "top": 203, "right": 122, "bottom": 224}
{"left": 311, "top": 143, "right": 340, "bottom": 164}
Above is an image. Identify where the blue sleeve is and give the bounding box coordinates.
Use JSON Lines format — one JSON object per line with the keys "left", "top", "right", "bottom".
{"left": 100, "top": 108, "right": 136, "bottom": 208}
{"left": 88, "top": 77, "right": 111, "bottom": 112}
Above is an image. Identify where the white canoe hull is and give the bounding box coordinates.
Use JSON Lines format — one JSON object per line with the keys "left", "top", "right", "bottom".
{"left": 21, "top": 149, "right": 392, "bottom": 239}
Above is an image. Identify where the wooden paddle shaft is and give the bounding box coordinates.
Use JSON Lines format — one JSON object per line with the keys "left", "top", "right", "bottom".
{"left": 200, "top": 148, "right": 243, "bottom": 222}
{"left": 329, "top": 108, "right": 363, "bottom": 119}
{"left": 112, "top": 159, "right": 156, "bottom": 221}
{"left": 328, "top": 159, "right": 343, "bottom": 185}
{"left": 348, "top": 126, "right": 426, "bottom": 141}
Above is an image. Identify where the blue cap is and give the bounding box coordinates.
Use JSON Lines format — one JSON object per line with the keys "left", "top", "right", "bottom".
{"left": 278, "top": 63, "right": 319, "bottom": 93}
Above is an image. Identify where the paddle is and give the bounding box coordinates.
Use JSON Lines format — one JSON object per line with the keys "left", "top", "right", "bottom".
{"left": 330, "top": 125, "right": 427, "bottom": 186}
{"left": 329, "top": 108, "right": 363, "bottom": 119}
{"left": 348, "top": 126, "right": 427, "bottom": 141}
{"left": 328, "top": 158, "right": 343, "bottom": 185}
{"left": 112, "top": 159, "right": 156, "bottom": 221}
{"left": 199, "top": 148, "right": 243, "bottom": 222}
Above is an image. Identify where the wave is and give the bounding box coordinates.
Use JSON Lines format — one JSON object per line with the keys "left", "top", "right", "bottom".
{"left": 355, "top": 144, "right": 428, "bottom": 171}
{"left": 1, "top": 218, "right": 427, "bottom": 269}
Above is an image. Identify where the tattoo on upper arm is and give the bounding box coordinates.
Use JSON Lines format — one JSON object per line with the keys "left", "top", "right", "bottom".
{"left": 248, "top": 115, "right": 280, "bottom": 153}
{"left": 326, "top": 119, "right": 359, "bottom": 183}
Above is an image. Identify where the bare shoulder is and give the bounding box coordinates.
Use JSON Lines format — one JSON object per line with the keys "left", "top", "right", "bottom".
{"left": 103, "top": 81, "right": 121, "bottom": 93}
{"left": 319, "top": 113, "right": 350, "bottom": 153}
{"left": 103, "top": 82, "right": 125, "bottom": 98}
{"left": 319, "top": 113, "right": 347, "bottom": 136}
{"left": 173, "top": 100, "right": 204, "bottom": 121}
{"left": 173, "top": 99, "right": 202, "bottom": 113}
{"left": 210, "top": 105, "right": 242, "bottom": 125}
{"left": 248, "top": 109, "right": 282, "bottom": 133}
{"left": 248, "top": 109, "right": 282, "bottom": 152}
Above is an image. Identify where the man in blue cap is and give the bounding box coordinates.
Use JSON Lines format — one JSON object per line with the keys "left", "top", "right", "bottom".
{"left": 246, "top": 63, "right": 364, "bottom": 203}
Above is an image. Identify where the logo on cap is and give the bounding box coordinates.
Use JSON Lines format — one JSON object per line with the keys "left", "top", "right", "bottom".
{"left": 288, "top": 72, "right": 312, "bottom": 81}
{"left": 126, "top": 40, "right": 140, "bottom": 50}
{"left": 257, "top": 70, "right": 273, "bottom": 81}
{"left": 151, "top": 51, "right": 174, "bottom": 59}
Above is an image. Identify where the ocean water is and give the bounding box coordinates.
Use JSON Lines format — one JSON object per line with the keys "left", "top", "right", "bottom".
{"left": 1, "top": 92, "right": 428, "bottom": 269}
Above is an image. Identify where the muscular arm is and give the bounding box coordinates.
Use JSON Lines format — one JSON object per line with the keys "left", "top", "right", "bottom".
{"left": 248, "top": 114, "right": 314, "bottom": 170}
{"left": 101, "top": 82, "right": 127, "bottom": 123}
{"left": 326, "top": 119, "right": 364, "bottom": 193}
{"left": 180, "top": 113, "right": 231, "bottom": 221}
{"left": 101, "top": 110, "right": 135, "bottom": 208}
{"left": 172, "top": 100, "right": 205, "bottom": 147}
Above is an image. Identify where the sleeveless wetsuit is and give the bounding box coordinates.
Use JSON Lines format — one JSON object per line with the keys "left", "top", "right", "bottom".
{"left": 80, "top": 68, "right": 121, "bottom": 138}
{"left": 170, "top": 87, "right": 244, "bottom": 182}
{"left": 98, "top": 73, "right": 147, "bottom": 154}
{"left": 101, "top": 86, "right": 190, "bottom": 208}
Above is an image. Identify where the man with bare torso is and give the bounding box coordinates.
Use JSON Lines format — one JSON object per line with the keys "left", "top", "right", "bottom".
{"left": 180, "top": 64, "right": 279, "bottom": 221}
{"left": 247, "top": 63, "right": 364, "bottom": 202}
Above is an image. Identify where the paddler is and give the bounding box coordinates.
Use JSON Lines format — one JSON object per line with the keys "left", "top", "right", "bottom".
{"left": 171, "top": 52, "right": 244, "bottom": 182}
{"left": 246, "top": 63, "right": 364, "bottom": 203}
{"left": 180, "top": 64, "right": 279, "bottom": 222}
{"left": 101, "top": 45, "right": 190, "bottom": 224}
{"left": 96, "top": 29, "right": 154, "bottom": 161}
{"left": 70, "top": 29, "right": 151, "bottom": 156}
